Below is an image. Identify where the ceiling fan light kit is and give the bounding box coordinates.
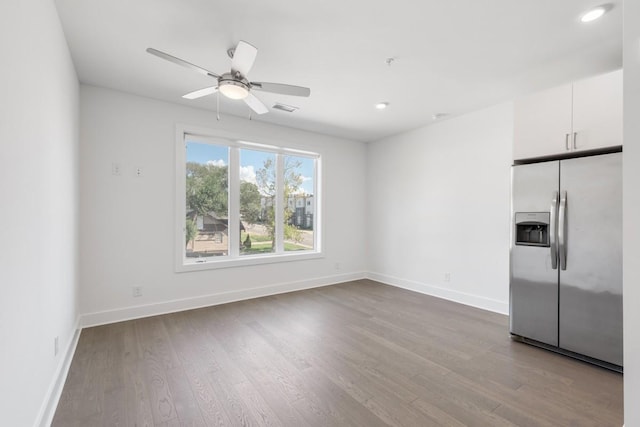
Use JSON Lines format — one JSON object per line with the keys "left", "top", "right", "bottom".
{"left": 218, "top": 73, "right": 250, "bottom": 100}
{"left": 146, "top": 41, "right": 310, "bottom": 116}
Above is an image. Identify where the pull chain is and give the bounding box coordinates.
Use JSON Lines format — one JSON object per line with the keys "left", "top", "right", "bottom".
{"left": 216, "top": 92, "right": 220, "bottom": 121}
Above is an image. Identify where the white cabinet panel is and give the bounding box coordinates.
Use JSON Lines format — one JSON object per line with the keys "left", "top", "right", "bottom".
{"left": 513, "top": 84, "right": 572, "bottom": 160}
{"left": 572, "top": 69, "right": 623, "bottom": 151}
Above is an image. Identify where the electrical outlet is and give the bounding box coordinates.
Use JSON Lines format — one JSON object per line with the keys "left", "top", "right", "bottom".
{"left": 54, "top": 336, "right": 59, "bottom": 356}
{"left": 135, "top": 167, "right": 143, "bottom": 177}
{"left": 444, "top": 272, "right": 451, "bottom": 282}
{"left": 335, "top": 262, "right": 341, "bottom": 270}
{"left": 111, "top": 162, "right": 122, "bottom": 176}
{"left": 132, "top": 286, "right": 143, "bottom": 297}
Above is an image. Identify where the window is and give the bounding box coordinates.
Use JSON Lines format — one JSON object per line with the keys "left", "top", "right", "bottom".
{"left": 176, "top": 127, "right": 321, "bottom": 271}
{"left": 283, "top": 155, "right": 315, "bottom": 252}
{"left": 240, "top": 148, "right": 275, "bottom": 256}
{"left": 184, "top": 142, "right": 229, "bottom": 257}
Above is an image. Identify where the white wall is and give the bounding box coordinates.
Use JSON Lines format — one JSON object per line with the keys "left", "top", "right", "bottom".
{"left": 367, "top": 103, "right": 513, "bottom": 314}
{"left": 624, "top": 1, "right": 640, "bottom": 424}
{"left": 0, "top": 0, "right": 79, "bottom": 426}
{"left": 79, "top": 85, "right": 367, "bottom": 325}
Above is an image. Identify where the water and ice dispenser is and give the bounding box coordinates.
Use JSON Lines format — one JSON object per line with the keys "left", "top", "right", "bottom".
{"left": 514, "top": 212, "right": 550, "bottom": 247}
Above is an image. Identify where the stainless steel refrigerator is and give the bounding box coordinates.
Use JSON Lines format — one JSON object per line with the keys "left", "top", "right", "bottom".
{"left": 510, "top": 152, "right": 622, "bottom": 368}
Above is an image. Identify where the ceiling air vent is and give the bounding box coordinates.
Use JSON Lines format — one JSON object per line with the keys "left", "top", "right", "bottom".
{"left": 272, "top": 103, "right": 299, "bottom": 113}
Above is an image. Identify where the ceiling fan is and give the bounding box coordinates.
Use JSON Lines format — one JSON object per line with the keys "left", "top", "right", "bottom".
{"left": 146, "top": 41, "right": 310, "bottom": 115}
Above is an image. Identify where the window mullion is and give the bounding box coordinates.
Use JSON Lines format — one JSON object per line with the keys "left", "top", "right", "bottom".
{"left": 229, "top": 146, "right": 240, "bottom": 257}
{"left": 313, "top": 157, "right": 320, "bottom": 252}
{"left": 177, "top": 135, "right": 188, "bottom": 268}
{"left": 275, "top": 154, "right": 284, "bottom": 253}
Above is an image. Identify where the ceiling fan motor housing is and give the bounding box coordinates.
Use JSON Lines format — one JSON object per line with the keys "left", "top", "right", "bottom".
{"left": 218, "top": 72, "right": 251, "bottom": 99}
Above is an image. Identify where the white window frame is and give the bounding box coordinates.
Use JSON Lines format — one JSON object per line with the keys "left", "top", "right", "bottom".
{"left": 175, "top": 124, "right": 323, "bottom": 272}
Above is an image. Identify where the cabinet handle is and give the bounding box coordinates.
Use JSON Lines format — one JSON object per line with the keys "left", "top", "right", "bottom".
{"left": 573, "top": 132, "right": 577, "bottom": 149}
{"left": 565, "top": 133, "right": 570, "bottom": 151}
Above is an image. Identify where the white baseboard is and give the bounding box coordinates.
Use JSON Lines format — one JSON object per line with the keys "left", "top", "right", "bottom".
{"left": 80, "top": 271, "right": 366, "bottom": 328}
{"left": 366, "top": 271, "right": 509, "bottom": 315}
{"left": 35, "top": 318, "right": 82, "bottom": 427}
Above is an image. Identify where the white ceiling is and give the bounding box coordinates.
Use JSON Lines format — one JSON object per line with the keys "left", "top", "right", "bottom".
{"left": 54, "top": 0, "right": 622, "bottom": 142}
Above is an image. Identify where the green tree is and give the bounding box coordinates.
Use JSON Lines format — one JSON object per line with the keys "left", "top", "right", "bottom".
{"left": 186, "top": 162, "right": 228, "bottom": 220}
{"left": 240, "top": 181, "right": 261, "bottom": 224}
{"left": 255, "top": 157, "right": 304, "bottom": 247}
{"left": 185, "top": 218, "right": 198, "bottom": 249}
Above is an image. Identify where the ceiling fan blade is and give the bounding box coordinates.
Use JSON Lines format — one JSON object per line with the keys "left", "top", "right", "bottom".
{"left": 182, "top": 86, "right": 218, "bottom": 100}
{"left": 146, "top": 48, "right": 220, "bottom": 79}
{"left": 243, "top": 92, "right": 269, "bottom": 115}
{"left": 230, "top": 41, "right": 258, "bottom": 77}
{"left": 251, "top": 82, "right": 310, "bottom": 97}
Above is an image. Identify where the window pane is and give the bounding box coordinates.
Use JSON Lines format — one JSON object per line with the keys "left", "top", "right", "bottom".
{"left": 240, "top": 149, "right": 275, "bottom": 255}
{"left": 284, "top": 155, "right": 315, "bottom": 252}
{"left": 185, "top": 141, "right": 229, "bottom": 260}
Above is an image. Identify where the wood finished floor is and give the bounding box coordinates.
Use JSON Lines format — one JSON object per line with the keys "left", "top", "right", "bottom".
{"left": 53, "top": 280, "right": 623, "bottom": 426}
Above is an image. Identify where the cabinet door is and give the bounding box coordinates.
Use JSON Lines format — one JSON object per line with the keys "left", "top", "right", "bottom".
{"left": 572, "top": 69, "right": 623, "bottom": 152}
{"left": 513, "top": 84, "right": 572, "bottom": 160}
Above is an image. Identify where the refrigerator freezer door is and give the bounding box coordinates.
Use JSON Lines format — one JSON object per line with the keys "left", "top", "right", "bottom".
{"left": 510, "top": 160, "right": 560, "bottom": 346}
{"left": 558, "top": 152, "right": 623, "bottom": 366}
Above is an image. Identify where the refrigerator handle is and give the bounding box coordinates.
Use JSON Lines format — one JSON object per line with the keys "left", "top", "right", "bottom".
{"left": 550, "top": 191, "right": 559, "bottom": 269}
{"left": 558, "top": 190, "right": 567, "bottom": 270}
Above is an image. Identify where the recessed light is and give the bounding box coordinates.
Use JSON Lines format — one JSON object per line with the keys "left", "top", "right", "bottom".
{"left": 375, "top": 102, "right": 389, "bottom": 110}
{"left": 580, "top": 5, "right": 608, "bottom": 23}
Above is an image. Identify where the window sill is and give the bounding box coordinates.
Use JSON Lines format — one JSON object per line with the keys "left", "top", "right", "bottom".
{"left": 176, "top": 251, "right": 323, "bottom": 272}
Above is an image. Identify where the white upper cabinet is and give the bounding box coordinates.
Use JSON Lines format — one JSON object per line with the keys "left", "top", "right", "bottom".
{"left": 572, "top": 69, "right": 623, "bottom": 152}
{"left": 513, "top": 69, "right": 622, "bottom": 161}
{"left": 514, "top": 84, "right": 573, "bottom": 160}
